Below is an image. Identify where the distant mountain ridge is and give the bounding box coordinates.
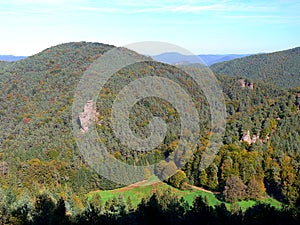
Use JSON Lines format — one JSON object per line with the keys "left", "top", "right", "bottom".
{"left": 152, "top": 52, "right": 250, "bottom": 66}
{"left": 0, "top": 55, "right": 27, "bottom": 62}
{"left": 211, "top": 46, "right": 300, "bottom": 89}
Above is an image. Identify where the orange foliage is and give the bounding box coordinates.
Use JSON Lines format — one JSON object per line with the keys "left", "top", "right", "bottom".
{"left": 23, "top": 117, "right": 32, "bottom": 124}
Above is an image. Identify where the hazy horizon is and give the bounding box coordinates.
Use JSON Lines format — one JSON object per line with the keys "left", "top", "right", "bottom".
{"left": 1, "top": 43, "right": 297, "bottom": 57}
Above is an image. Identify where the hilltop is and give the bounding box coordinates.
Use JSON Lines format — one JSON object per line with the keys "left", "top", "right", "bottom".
{"left": 211, "top": 47, "right": 300, "bottom": 89}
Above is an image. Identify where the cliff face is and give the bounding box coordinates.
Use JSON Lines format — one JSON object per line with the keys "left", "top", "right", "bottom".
{"left": 238, "top": 79, "right": 254, "bottom": 90}
{"left": 79, "top": 100, "right": 99, "bottom": 132}
{"left": 241, "top": 130, "right": 261, "bottom": 144}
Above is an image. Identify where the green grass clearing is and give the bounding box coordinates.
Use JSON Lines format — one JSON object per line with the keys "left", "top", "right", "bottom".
{"left": 88, "top": 177, "right": 281, "bottom": 211}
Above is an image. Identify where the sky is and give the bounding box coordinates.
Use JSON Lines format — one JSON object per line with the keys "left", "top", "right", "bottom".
{"left": 0, "top": 0, "right": 300, "bottom": 55}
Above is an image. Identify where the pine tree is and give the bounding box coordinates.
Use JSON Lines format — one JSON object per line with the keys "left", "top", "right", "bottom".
{"left": 199, "top": 169, "right": 208, "bottom": 187}
{"left": 207, "top": 164, "right": 219, "bottom": 190}
{"left": 126, "top": 196, "right": 134, "bottom": 212}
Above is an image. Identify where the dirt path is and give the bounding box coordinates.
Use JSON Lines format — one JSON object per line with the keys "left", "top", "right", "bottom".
{"left": 186, "top": 184, "right": 220, "bottom": 194}
{"left": 113, "top": 180, "right": 149, "bottom": 192}
{"left": 127, "top": 180, "right": 149, "bottom": 188}
{"left": 90, "top": 179, "right": 220, "bottom": 198}
{"left": 122, "top": 180, "right": 219, "bottom": 195}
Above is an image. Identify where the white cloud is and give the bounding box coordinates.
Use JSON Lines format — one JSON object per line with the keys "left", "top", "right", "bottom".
{"left": 223, "top": 14, "right": 300, "bottom": 24}
{"left": 77, "top": 1, "right": 277, "bottom": 14}
{"left": 75, "top": 7, "right": 120, "bottom": 13}
{"left": 8, "top": 0, "right": 83, "bottom": 5}
{"left": 129, "top": 4, "right": 223, "bottom": 13}
{"left": 169, "top": 4, "right": 224, "bottom": 12}
{"left": 76, "top": 3, "right": 226, "bottom": 14}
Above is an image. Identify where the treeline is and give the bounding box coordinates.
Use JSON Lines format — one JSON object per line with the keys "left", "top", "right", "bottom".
{"left": 1, "top": 190, "right": 300, "bottom": 225}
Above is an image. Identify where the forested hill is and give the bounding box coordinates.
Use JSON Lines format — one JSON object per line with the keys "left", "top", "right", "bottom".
{"left": 0, "top": 42, "right": 300, "bottom": 219}
{"left": 211, "top": 47, "right": 300, "bottom": 89}
{"left": 0, "top": 42, "right": 118, "bottom": 191}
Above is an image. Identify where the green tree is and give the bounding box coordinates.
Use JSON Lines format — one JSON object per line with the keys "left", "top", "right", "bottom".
{"left": 168, "top": 170, "right": 187, "bottom": 189}
{"left": 32, "top": 194, "right": 56, "bottom": 225}
{"left": 52, "top": 197, "right": 69, "bottom": 225}
{"left": 126, "top": 196, "right": 134, "bottom": 212}
{"left": 199, "top": 169, "right": 208, "bottom": 187}
{"left": 0, "top": 189, "right": 9, "bottom": 225}
{"left": 207, "top": 164, "right": 219, "bottom": 190}
{"left": 90, "top": 194, "right": 102, "bottom": 212}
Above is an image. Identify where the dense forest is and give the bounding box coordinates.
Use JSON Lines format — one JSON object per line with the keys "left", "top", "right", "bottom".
{"left": 211, "top": 47, "right": 300, "bottom": 89}
{"left": 0, "top": 42, "right": 299, "bottom": 223}
{"left": 0, "top": 190, "right": 300, "bottom": 225}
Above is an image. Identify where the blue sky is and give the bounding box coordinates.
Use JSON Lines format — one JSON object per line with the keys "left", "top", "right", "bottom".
{"left": 1, "top": 0, "right": 300, "bottom": 55}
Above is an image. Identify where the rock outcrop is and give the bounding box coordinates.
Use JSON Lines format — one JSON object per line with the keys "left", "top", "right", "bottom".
{"left": 238, "top": 79, "right": 254, "bottom": 90}
{"left": 241, "top": 130, "right": 261, "bottom": 144}
{"left": 79, "top": 100, "right": 99, "bottom": 132}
